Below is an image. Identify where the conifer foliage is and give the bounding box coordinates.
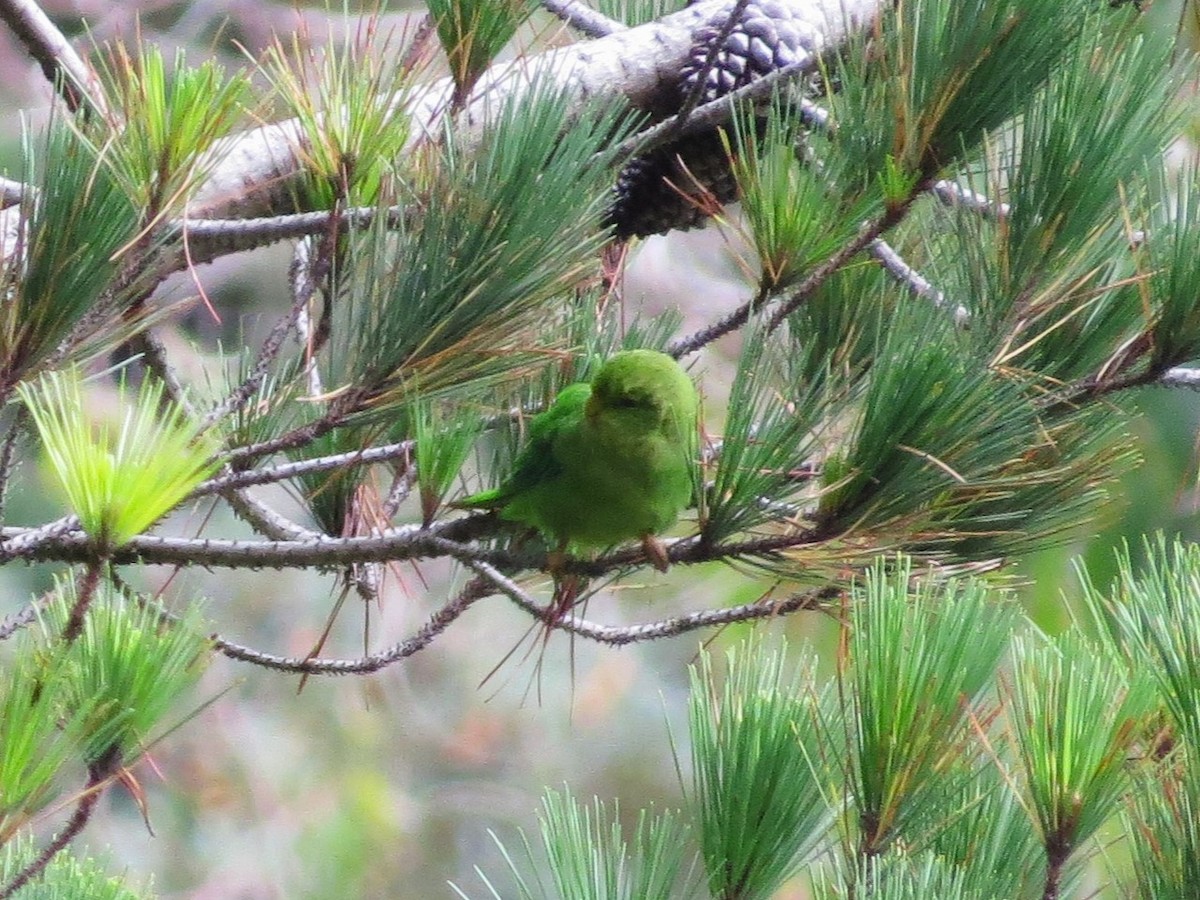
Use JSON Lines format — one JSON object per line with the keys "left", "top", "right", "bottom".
{"left": 0, "top": 0, "right": 1198, "bottom": 894}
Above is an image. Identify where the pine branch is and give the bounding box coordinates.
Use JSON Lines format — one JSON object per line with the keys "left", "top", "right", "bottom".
{"left": 670, "top": 197, "right": 919, "bottom": 357}
{"left": 154, "top": 573, "right": 836, "bottom": 676}
{"left": 0, "top": 770, "right": 104, "bottom": 899}
{"left": 1, "top": 521, "right": 821, "bottom": 575}
{"left": 0, "top": 0, "right": 107, "bottom": 117}
{"left": 193, "top": 441, "right": 415, "bottom": 497}
{"left": 540, "top": 0, "right": 627, "bottom": 36}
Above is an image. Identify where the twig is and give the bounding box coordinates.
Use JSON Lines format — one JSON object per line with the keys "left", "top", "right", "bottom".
{"left": 381, "top": 454, "right": 415, "bottom": 520}
{"left": 61, "top": 557, "right": 102, "bottom": 644}
{"left": 156, "top": 572, "right": 837, "bottom": 674}
{"left": 206, "top": 577, "right": 490, "bottom": 675}
{"left": 0, "top": 406, "right": 28, "bottom": 522}
{"left": 869, "top": 238, "right": 969, "bottom": 326}
{"left": 540, "top": 0, "right": 626, "bottom": 38}
{"left": 0, "top": 594, "right": 46, "bottom": 640}
{"left": 0, "top": 175, "right": 27, "bottom": 208}
{"left": 195, "top": 441, "right": 415, "bottom": 497}
{"left": 669, "top": 200, "right": 916, "bottom": 357}
{"left": 610, "top": 56, "right": 817, "bottom": 163}
{"left": 481, "top": 573, "right": 840, "bottom": 645}
{"left": 165, "top": 207, "right": 405, "bottom": 270}
{"left": 0, "top": 769, "right": 104, "bottom": 899}
{"left": 671, "top": 0, "right": 752, "bottom": 134}
{"left": 1159, "top": 366, "right": 1200, "bottom": 390}
{"left": 932, "top": 179, "right": 1009, "bottom": 220}
{"left": 130, "top": 328, "right": 192, "bottom": 411}
{"left": 0, "top": 515, "right": 82, "bottom": 562}
{"left": 222, "top": 405, "right": 351, "bottom": 465}
{"left": 200, "top": 270, "right": 315, "bottom": 430}
{"left": 223, "top": 489, "right": 320, "bottom": 542}
{"left": 0, "top": 0, "right": 107, "bottom": 117}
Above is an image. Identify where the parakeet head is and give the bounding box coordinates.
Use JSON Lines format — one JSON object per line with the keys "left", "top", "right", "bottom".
{"left": 586, "top": 349, "right": 697, "bottom": 433}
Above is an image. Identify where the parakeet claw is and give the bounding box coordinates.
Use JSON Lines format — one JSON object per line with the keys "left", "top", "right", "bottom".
{"left": 642, "top": 533, "right": 671, "bottom": 573}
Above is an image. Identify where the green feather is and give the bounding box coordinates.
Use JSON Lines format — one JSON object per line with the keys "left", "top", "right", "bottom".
{"left": 458, "top": 350, "right": 698, "bottom": 549}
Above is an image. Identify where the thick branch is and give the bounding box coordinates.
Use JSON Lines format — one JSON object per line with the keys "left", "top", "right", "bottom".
{"left": 0, "top": 0, "right": 106, "bottom": 116}
{"left": 2, "top": 521, "right": 818, "bottom": 574}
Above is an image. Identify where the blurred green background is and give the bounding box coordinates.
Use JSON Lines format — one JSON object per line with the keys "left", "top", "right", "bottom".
{"left": 1, "top": 1, "right": 1199, "bottom": 897}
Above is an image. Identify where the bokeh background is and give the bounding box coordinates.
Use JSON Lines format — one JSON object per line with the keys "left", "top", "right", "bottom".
{"left": 1, "top": 2, "right": 1199, "bottom": 897}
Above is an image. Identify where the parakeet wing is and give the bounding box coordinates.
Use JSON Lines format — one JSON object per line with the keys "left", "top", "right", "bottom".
{"left": 455, "top": 383, "right": 592, "bottom": 510}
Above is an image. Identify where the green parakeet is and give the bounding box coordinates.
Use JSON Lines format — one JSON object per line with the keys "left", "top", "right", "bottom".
{"left": 458, "top": 349, "right": 699, "bottom": 568}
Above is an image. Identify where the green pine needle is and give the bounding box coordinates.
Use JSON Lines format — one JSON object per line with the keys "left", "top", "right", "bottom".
{"left": 1138, "top": 165, "right": 1200, "bottom": 370}
{"left": 326, "top": 80, "right": 631, "bottom": 422}
{"left": 0, "top": 647, "right": 100, "bottom": 843}
{"left": 1007, "top": 629, "right": 1155, "bottom": 872}
{"left": 589, "top": 0, "right": 686, "bottom": 27}
{"left": 0, "top": 838, "right": 152, "bottom": 900}
{"left": 689, "top": 638, "right": 831, "bottom": 900}
{"left": 427, "top": 0, "right": 534, "bottom": 105}
{"left": 815, "top": 848, "right": 980, "bottom": 900}
{"left": 413, "top": 400, "right": 485, "bottom": 526}
{"left": 702, "top": 330, "right": 827, "bottom": 544}
{"left": 259, "top": 14, "right": 412, "bottom": 208}
{"left": 1123, "top": 766, "right": 1200, "bottom": 900}
{"left": 35, "top": 576, "right": 211, "bottom": 770}
{"left": 1081, "top": 535, "right": 1200, "bottom": 754}
{"left": 729, "top": 100, "right": 867, "bottom": 292}
{"left": 830, "top": 0, "right": 1092, "bottom": 186}
{"left": 538, "top": 791, "right": 692, "bottom": 900}
{"left": 0, "top": 124, "right": 141, "bottom": 394}
{"left": 844, "top": 557, "right": 1014, "bottom": 856}
{"left": 19, "top": 370, "right": 220, "bottom": 549}
{"left": 97, "top": 42, "right": 252, "bottom": 216}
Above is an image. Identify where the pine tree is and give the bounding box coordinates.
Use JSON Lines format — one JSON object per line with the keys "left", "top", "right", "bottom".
{"left": 0, "top": 0, "right": 1198, "bottom": 895}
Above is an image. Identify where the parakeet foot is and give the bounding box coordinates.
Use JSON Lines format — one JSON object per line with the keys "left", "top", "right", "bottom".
{"left": 642, "top": 533, "right": 671, "bottom": 573}
{"left": 546, "top": 546, "right": 585, "bottom": 627}
{"left": 550, "top": 573, "right": 585, "bottom": 622}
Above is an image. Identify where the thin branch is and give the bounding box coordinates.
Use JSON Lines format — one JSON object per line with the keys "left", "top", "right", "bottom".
{"left": 1159, "top": 366, "right": 1200, "bottom": 389}
{"left": 164, "top": 572, "right": 836, "bottom": 676}
{"left": 222, "top": 489, "right": 320, "bottom": 542}
{"left": 610, "top": 56, "right": 817, "bottom": 163}
{"left": 540, "top": 0, "right": 626, "bottom": 37}
{"left": 671, "top": 0, "right": 753, "bottom": 131}
{"left": 669, "top": 198, "right": 916, "bottom": 357}
{"left": 0, "top": 175, "right": 26, "bottom": 209}
{"left": 61, "top": 557, "right": 102, "bottom": 644}
{"left": 130, "top": 328, "right": 192, "bottom": 410}
{"left": 222, "top": 404, "right": 352, "bottom": 465}
{"left": 869, "top": 238, "right": 969, "bottom": 326}
{"left": 0, "top": 594, "right": 44, "bottom": 640}
{"left": 381, "top": 455, "right": 415, "bottom": 519}
{"left": 527, "top": 584, "right": 840, "bottom": 645}
{"left": 0, "top": 0, "right": 107, "bottom": 117}
{"left": 167, "top": 206, "right": 404, "bottom": 270}
{"left": 205, "top": 576, "right": 490, "bottom": 675}
{"left": 0, "top": 406, "right": 27, "bottom": 522}
{"left": 200, "top": 277, "right": 312, "bottom": 430}
{"left": 766, "top": 198, "right": 919, "bottom": 331}
{"left": 932, "top": 179, "right": 1009, "bottom": 220}
{"left": 0, "top": 515, "right": 82, "bottom": 562}
{"left": 0, "top": 771, "right": 104, "bottom": 899}
{"left": 195, "top": 441, "right": 415, "bottom": 497}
